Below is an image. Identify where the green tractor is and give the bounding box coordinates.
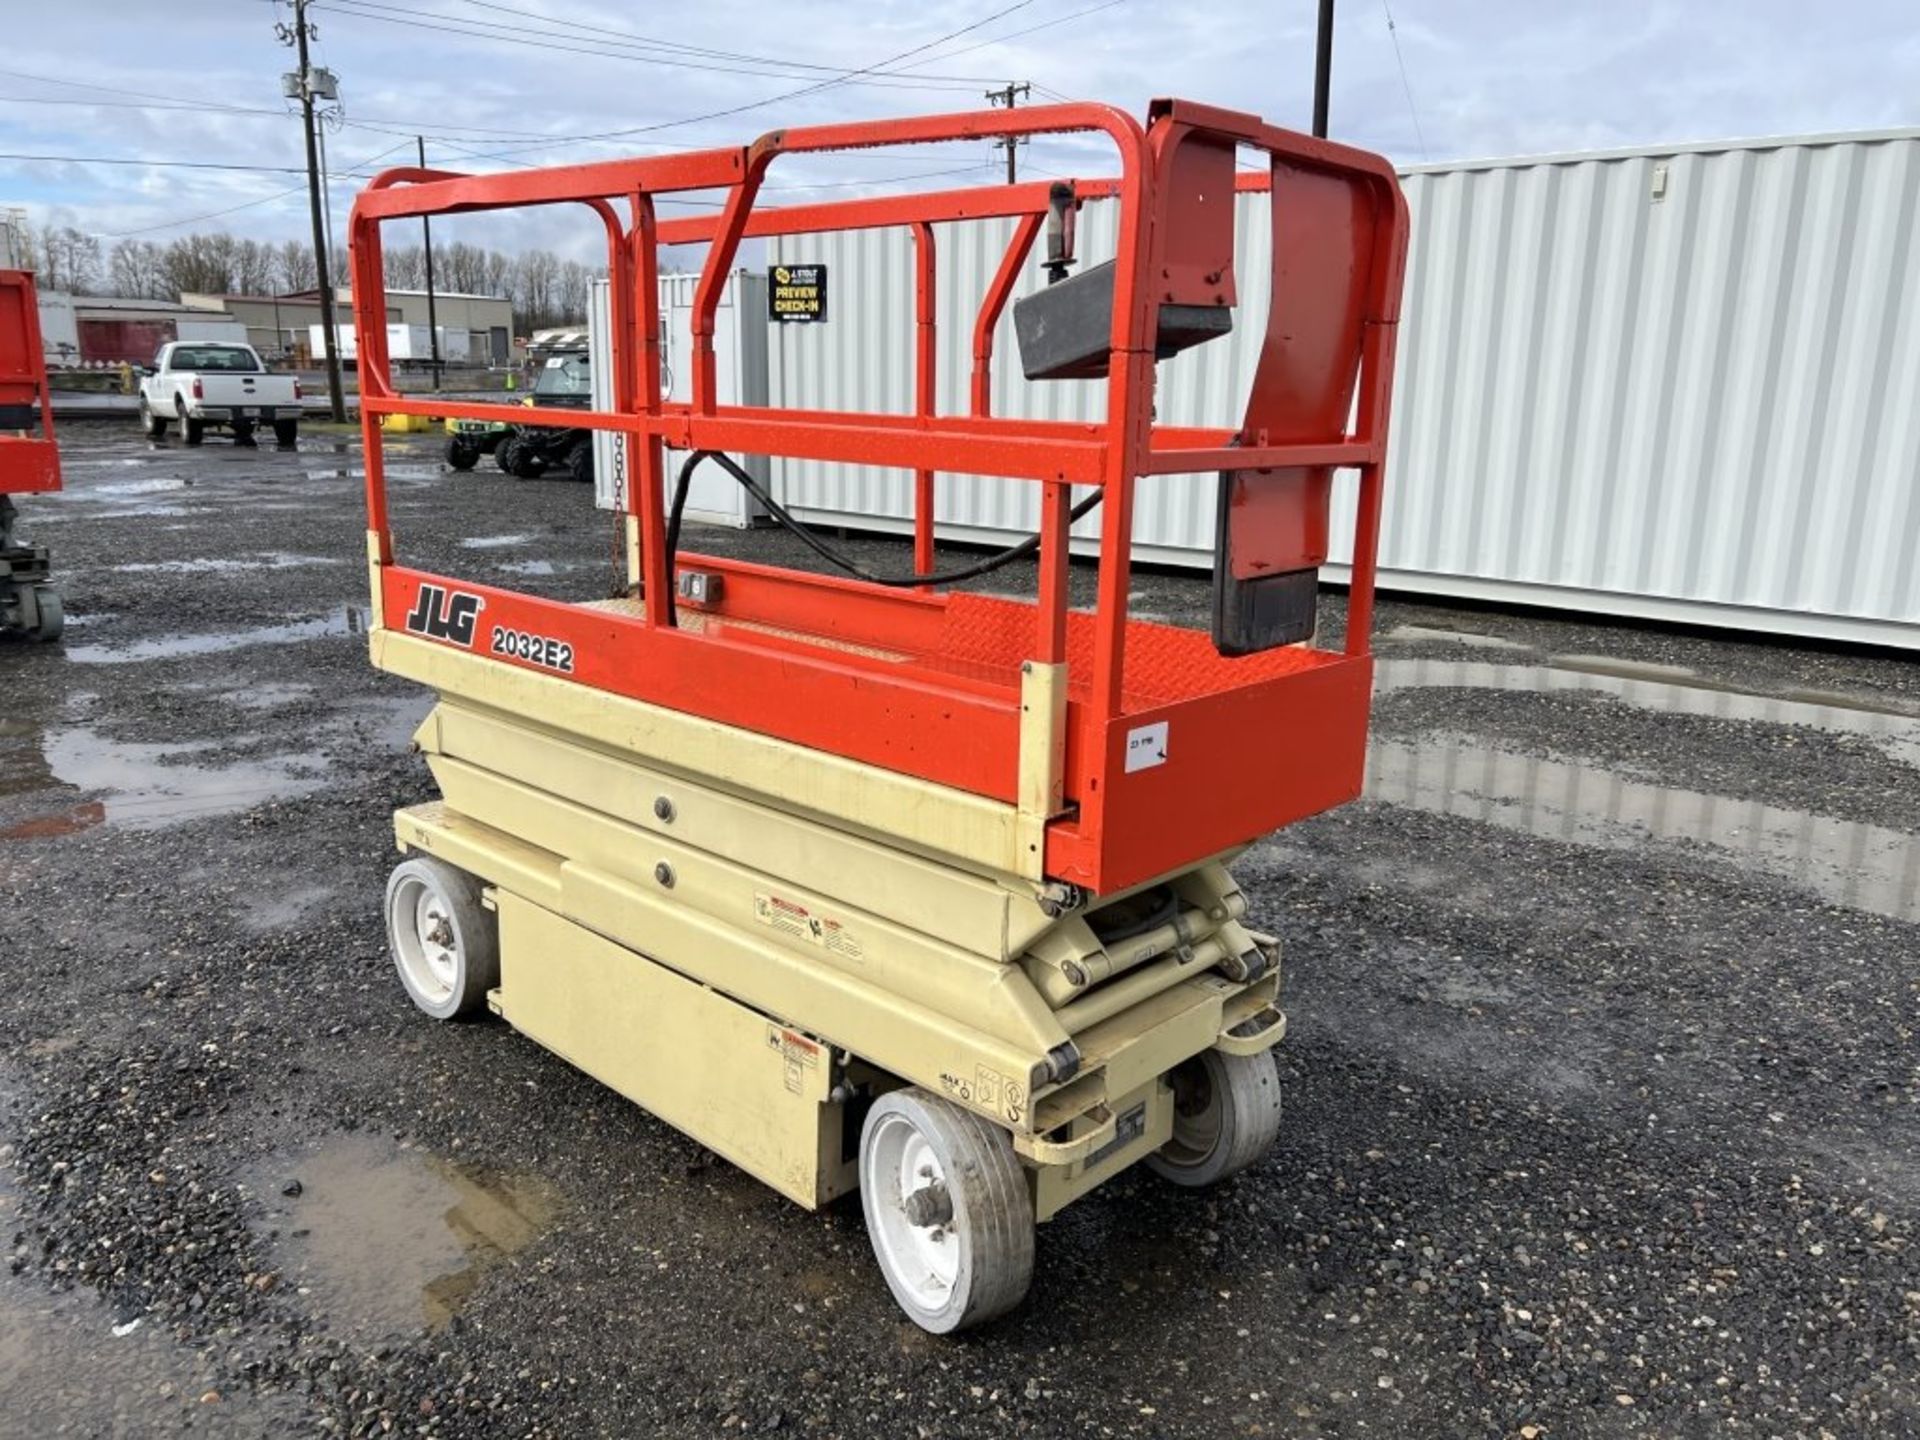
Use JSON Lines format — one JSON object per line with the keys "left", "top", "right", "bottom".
{"left": 493, "top": 346, "right": 594, "bottom": 484}
{"left": 444, "top": 414, "right": 510, "bottom": 471}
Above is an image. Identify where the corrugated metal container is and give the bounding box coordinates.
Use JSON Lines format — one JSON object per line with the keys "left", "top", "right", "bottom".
{"left": 769, "top": 128, "right": 1920, "bottom": 647}
{"left": 589, "top": 272, "right": 771, "bottom": 525}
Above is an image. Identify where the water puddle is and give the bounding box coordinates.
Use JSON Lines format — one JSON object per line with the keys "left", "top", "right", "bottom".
{"left": 251, "top": 1134, "right": 553, "bottom": 1338}
{"left": 109, "top": 554, "right": 344, "bottom": 575}
{"left": 220, "top": 682, "right": 316, "bottom": 710}
{"left": 461, "top": 533, "right": 535, "bottom": 550}
{"left": 1365, "top": 735, "right": 1920, "bottom": 923}
{"left": 84, "top": 477, "right": 190, "bottom": 498}
{"left": 1381, "top": 623, "right": 1532, "bottom": 652}
{"left": 0, "top": 729, "right": 328, "bottom": 834}
{"left": 64, "top": 607, "right": 366, "bottom": 665}
{"left": 1368, "top": 658, "right": 1920, "bottom": 923}
{"left": 1375, "top": 657, "right": 1920, "bottom": 765}
{"left": 494, "top": 559, "right": 557, "bottom": 577}
{"left": 0, "top": 1084, "right": 304, "bottom": 1432}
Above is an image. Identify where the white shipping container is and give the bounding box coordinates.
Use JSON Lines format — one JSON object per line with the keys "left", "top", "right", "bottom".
{"left": 175, "top": 318, "right": 250, "bottom": 346}
{"left": 309, "top": 322, "right": 462, "bottom": 363}
{"left": 767, "top": 127, "right": 1920, "bottom": 649}
{"left": 36, "top": 290, "right": 80, "bottom": 366}
{"left": 590, "top": 272, "right": 771, "bottom": 527}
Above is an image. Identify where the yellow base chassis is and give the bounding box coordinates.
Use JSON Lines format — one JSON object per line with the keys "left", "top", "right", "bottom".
{"left": 386, "top": 668, "right": 1286, "bottom": 1222}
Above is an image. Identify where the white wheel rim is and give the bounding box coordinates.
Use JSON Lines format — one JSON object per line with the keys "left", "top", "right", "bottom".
{"left": 390, "top": 874, "right": 459, "bottom": 1006}
{"left": 1162, "top": 1058, "right": 1225, "bottom": 1169}
{"left": 866, "top": 1111, "right": 961, "bottom": 1314}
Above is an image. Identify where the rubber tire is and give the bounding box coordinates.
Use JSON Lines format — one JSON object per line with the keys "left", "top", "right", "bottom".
{"left": 1146, "top": 1046, "right": 1282, "bottom": 1188}
{"left": 31, "top": 587, "right": 63, "bottom": 643}
{"left": 493, "top": 436, "right": 522, "bottom": 475}
{"left": 183, "top": 416, "right": 205, "bottom": 447}
{"left": 565, "top": 440, "right": 593, "bottom": 485}
{"left": 514, "top": 446, "right": 548, "bottom": 480}
{"left": 233, "top": 420, "right": 257, "bottom": 448}
{"left": 859, "top": 1088, "right": 1034, "bottom": 1334}
{"left": 384, "top": 856, "right": 500, "bottom": 1021}
{"left": 446, "top": 436, "right": 480, "bottom": 471}
{"left": 273, "top": 418, "right": 299, "bottom": 448}
{"left": 140, "top": 399, "right": 167, "bottom": 439}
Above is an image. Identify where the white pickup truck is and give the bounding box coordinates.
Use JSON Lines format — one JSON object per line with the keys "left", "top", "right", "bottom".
{"left": 138, "top": 342, "right": 302, "bottom": 447}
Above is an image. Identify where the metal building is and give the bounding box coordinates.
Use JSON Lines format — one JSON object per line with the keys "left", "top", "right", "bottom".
{"left": 767, "top": 128, "right": 1920, "bottom": 648}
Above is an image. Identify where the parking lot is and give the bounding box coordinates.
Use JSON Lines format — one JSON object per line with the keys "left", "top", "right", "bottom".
{"left": 3, "top": 421, "right": 1917, "bottom": 1437}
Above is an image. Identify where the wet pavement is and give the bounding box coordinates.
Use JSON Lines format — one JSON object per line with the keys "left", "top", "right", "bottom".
{"left": 0, "top": 421, "right": 1916, "bottom": 1436}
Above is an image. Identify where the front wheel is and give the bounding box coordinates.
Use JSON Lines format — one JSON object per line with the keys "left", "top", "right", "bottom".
{"left": 1146, "top": 1047, "right": 1282, "bottom": 1188}
{"left": 139, "top": 399, "right": 167, "bottom": 439}
{"left": 384, "top": 856, "right": 500, "bottom": 1021}
{"left": 859, "top": 1089, "right": 1033, "bottom": 1333}
{"left": 446, "top": 435, "right": 480, "bottom": 471}
{"left": 493, "top": 435, "right": 522, "bottom": 475}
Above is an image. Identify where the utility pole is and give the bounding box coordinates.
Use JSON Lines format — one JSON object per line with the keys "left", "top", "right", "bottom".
{"left": 417, "top": 136, "right": 442, "bottom": 391}
{"left": 280, "top": 0, "right": 346, "bottom": 422}
{"left": 1312, "top": 0, "right": 1334, "bottom": 138}
{"left": 985, "top": 82, "right": 1030, "bottom": 184}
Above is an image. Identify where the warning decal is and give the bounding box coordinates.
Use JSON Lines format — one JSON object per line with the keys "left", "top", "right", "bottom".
{"left": 753, "top": 892, "right": 865, "bottom": 962}
{"left": 765, "top": 1024, "right": 821, "bottom": 1095}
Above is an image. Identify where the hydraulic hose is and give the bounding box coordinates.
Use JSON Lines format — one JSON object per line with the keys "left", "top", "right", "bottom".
{"left": 665, "top": 449, "right": 1103, "bottom": 624}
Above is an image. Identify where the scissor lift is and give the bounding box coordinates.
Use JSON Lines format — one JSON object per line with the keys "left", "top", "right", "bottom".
{"left": 351, "top": 98, "right": 1406, "bottom": 1332}
{"left": 0, "top": 268, "right": 62, "bottom": 641}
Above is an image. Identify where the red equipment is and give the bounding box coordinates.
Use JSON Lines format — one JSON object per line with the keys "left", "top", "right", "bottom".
{"left": 0, "top": 267, "right": 63, "bottom": 641}
{"left": 348, "top": 98, "right": 1407, "bottom": 897}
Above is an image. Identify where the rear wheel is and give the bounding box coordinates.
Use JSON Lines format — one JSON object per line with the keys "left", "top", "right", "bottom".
{"left": 385, "top": 856, "right": 499, "bottom": 1021}
{"left": 565, "top": 439, "right": 593, "bottom": 485}
{"left": 446, "top": 435, "right": 480, "bottom": 471}
{"left": 30, "top": 587, "right": 63, "bottom": 643}
{"left": 1146, "top": 1047, "right": 1282, "bottom": 1188}
{"left": 273, "top": 418, "right": 299, "bottom": 448}
{"left": 860, "top": 1088, "right": 1033, "bottom": 1333}
{"left": 183, "top": 416, "right": 205, "bottom": 447}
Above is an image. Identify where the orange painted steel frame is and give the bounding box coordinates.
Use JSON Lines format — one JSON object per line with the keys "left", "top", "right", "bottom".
{"left": 348, "top": 99, "right": 1408, "bottom": 896}
{"left": 0, "top": 270, "right": 61, "bottom": 497}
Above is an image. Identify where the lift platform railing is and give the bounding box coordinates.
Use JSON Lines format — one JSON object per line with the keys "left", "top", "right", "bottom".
{"left": 0, "top": 269, "right": 61, "bottom": 498}
{"left": 347, "top": 99, "right": 1408, "bottom": 895}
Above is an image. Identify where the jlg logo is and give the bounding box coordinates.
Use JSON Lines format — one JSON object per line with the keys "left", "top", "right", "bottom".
{"left": 401, "top": 583, "right": 484, "bottom": 647}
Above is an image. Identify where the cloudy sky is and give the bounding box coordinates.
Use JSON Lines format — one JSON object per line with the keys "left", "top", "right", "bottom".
{"left": 1, "top": 0, "right": 1915, "bottom": 260}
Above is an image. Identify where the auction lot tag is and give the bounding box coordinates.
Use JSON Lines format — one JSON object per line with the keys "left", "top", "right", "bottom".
{"left": 769, "top": 264, "right": 828, "bottom": 323}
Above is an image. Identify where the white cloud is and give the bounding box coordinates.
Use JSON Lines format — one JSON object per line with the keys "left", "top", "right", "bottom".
{"left": 0, "top": 0, "right": 1912, "bottom": 255}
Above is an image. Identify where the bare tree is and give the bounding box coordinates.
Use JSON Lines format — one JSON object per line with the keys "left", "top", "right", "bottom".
{"left": 108, "top": 240, "right": 167, "bottom": 298}
{"left": 36, "top": 225, "right": 103, "bottom": 293}
{"left": 275, "top": 239, "right": 317, "bottom": 293}
{"left": 383, "top": 243, "right": 426, "bottom": 290}
{"left": 232, "top": 238, "right": 277, "bottom": 295}
{"left": 160, "top": 233, "right": 238, "bottom": 295}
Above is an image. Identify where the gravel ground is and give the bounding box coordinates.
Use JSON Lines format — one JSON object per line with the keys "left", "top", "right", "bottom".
{"left": 2, "top": 422, "right": 1916, "bottom": 1438}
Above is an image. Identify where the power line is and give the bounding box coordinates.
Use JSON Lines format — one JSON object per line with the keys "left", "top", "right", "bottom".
{"left": 445, "top": 0, "right": 1013, "bottom": 81}
{"left": 318, "top": 1, "right": 987, "bottom": 91}
{"left": 0, "top": 94, "right": 289, "bottom": 119}
{"left": 430, "top": 0, "right": 1042, "bottom": 160}
{"left": 1379, "top": 0, "right": 1430, "bottom": 160}
{"left": 331, "top": 0, "right": 1004, "bottom": 86}
{"left": 0, "top": 151, "right": 340, "bottom": 175}
{"left": 96, "top": 139, "right": 415, "bottom": 239}
{"left": 893, "top": 0, "right": 1132, "bottom": 71}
